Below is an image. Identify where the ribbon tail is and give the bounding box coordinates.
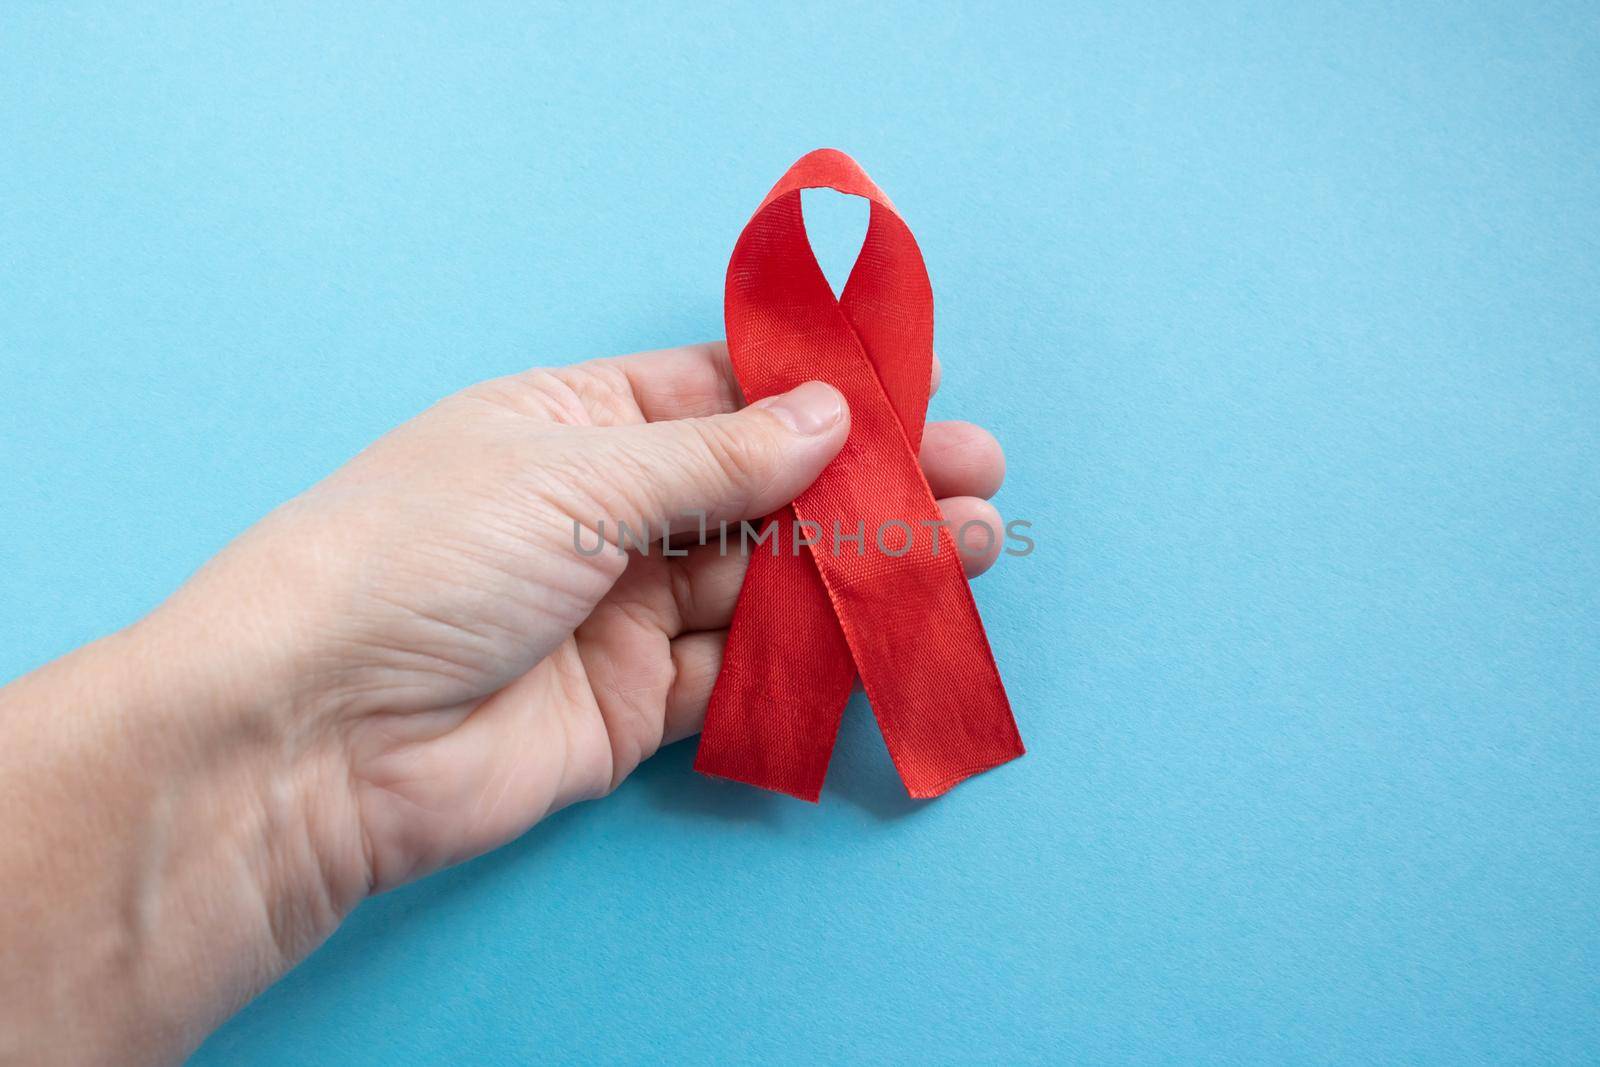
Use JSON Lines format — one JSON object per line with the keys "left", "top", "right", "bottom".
{"left": 697, "top": 509, "right": 855, "bottom": 802}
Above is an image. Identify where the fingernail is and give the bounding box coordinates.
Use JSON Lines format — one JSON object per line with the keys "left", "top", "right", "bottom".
{"left": 754, "top": 381, "right": 844, "bottom": 436}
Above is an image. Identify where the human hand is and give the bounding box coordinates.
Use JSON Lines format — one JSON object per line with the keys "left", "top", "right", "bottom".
{"left": 0, "top": 342, "right": 1008, "bottom": 1064}
{"left": 175, "top": 341, "right": 1008, "bottom": 908}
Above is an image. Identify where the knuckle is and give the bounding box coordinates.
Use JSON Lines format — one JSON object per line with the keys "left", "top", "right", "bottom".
{"left": 461, "top": 369, "right": 586, "bottom": 423}
{"left": 550, "top": 360, "right": 641, "bottom": 425}
{"left": 691, "top": 416, "right": 779, "bottom": 495}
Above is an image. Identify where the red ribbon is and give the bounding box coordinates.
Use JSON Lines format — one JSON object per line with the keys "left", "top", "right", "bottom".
{"left": 695, "top": 149, "right": 1025, "bottom": 801}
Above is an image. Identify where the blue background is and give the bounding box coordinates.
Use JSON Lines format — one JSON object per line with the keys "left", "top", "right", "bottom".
{"left": 3, "top": 3, "right": 1597, "bottom": 1063}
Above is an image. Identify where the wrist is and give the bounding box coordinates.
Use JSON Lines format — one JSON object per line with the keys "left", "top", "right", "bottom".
{"left": 141, "top": 512, "right": 380, "bottom": 905}
{"left": 130, "top": 569, "right": 375, "bottom": 928}
{"left": 0, "top": 596, "right": 359, "bottom": 1064}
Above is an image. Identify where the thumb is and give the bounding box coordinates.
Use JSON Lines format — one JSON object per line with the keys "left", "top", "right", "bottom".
{"left": 571, "top": 380, "right": 848, "bottom": 538}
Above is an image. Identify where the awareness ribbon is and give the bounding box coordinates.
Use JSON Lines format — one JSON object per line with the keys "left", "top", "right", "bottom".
{"left": 694, "top": 149, "right": 1025, "bottom": 801}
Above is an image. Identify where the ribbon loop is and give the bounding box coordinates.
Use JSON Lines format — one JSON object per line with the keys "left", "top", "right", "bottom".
{"left": 696, "top": 149, "right": 1024, "bottom": 801}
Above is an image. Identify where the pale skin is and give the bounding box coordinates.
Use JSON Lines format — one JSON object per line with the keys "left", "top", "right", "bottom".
{"left": 0, "top": 342, "right": 1009, "bottom": 1065}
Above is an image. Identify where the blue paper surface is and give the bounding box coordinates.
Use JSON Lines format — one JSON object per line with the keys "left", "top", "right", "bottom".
{"left": 2, "top": 3, "right": 1596, "bottom": 1063}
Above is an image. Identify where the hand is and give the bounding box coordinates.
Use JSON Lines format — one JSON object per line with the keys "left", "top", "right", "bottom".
{"left": 0, "top": 342, "right": 1008, "bottom": 1065}
{"left": 189, "top": 342, "right": 1007, "bottom": 902}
